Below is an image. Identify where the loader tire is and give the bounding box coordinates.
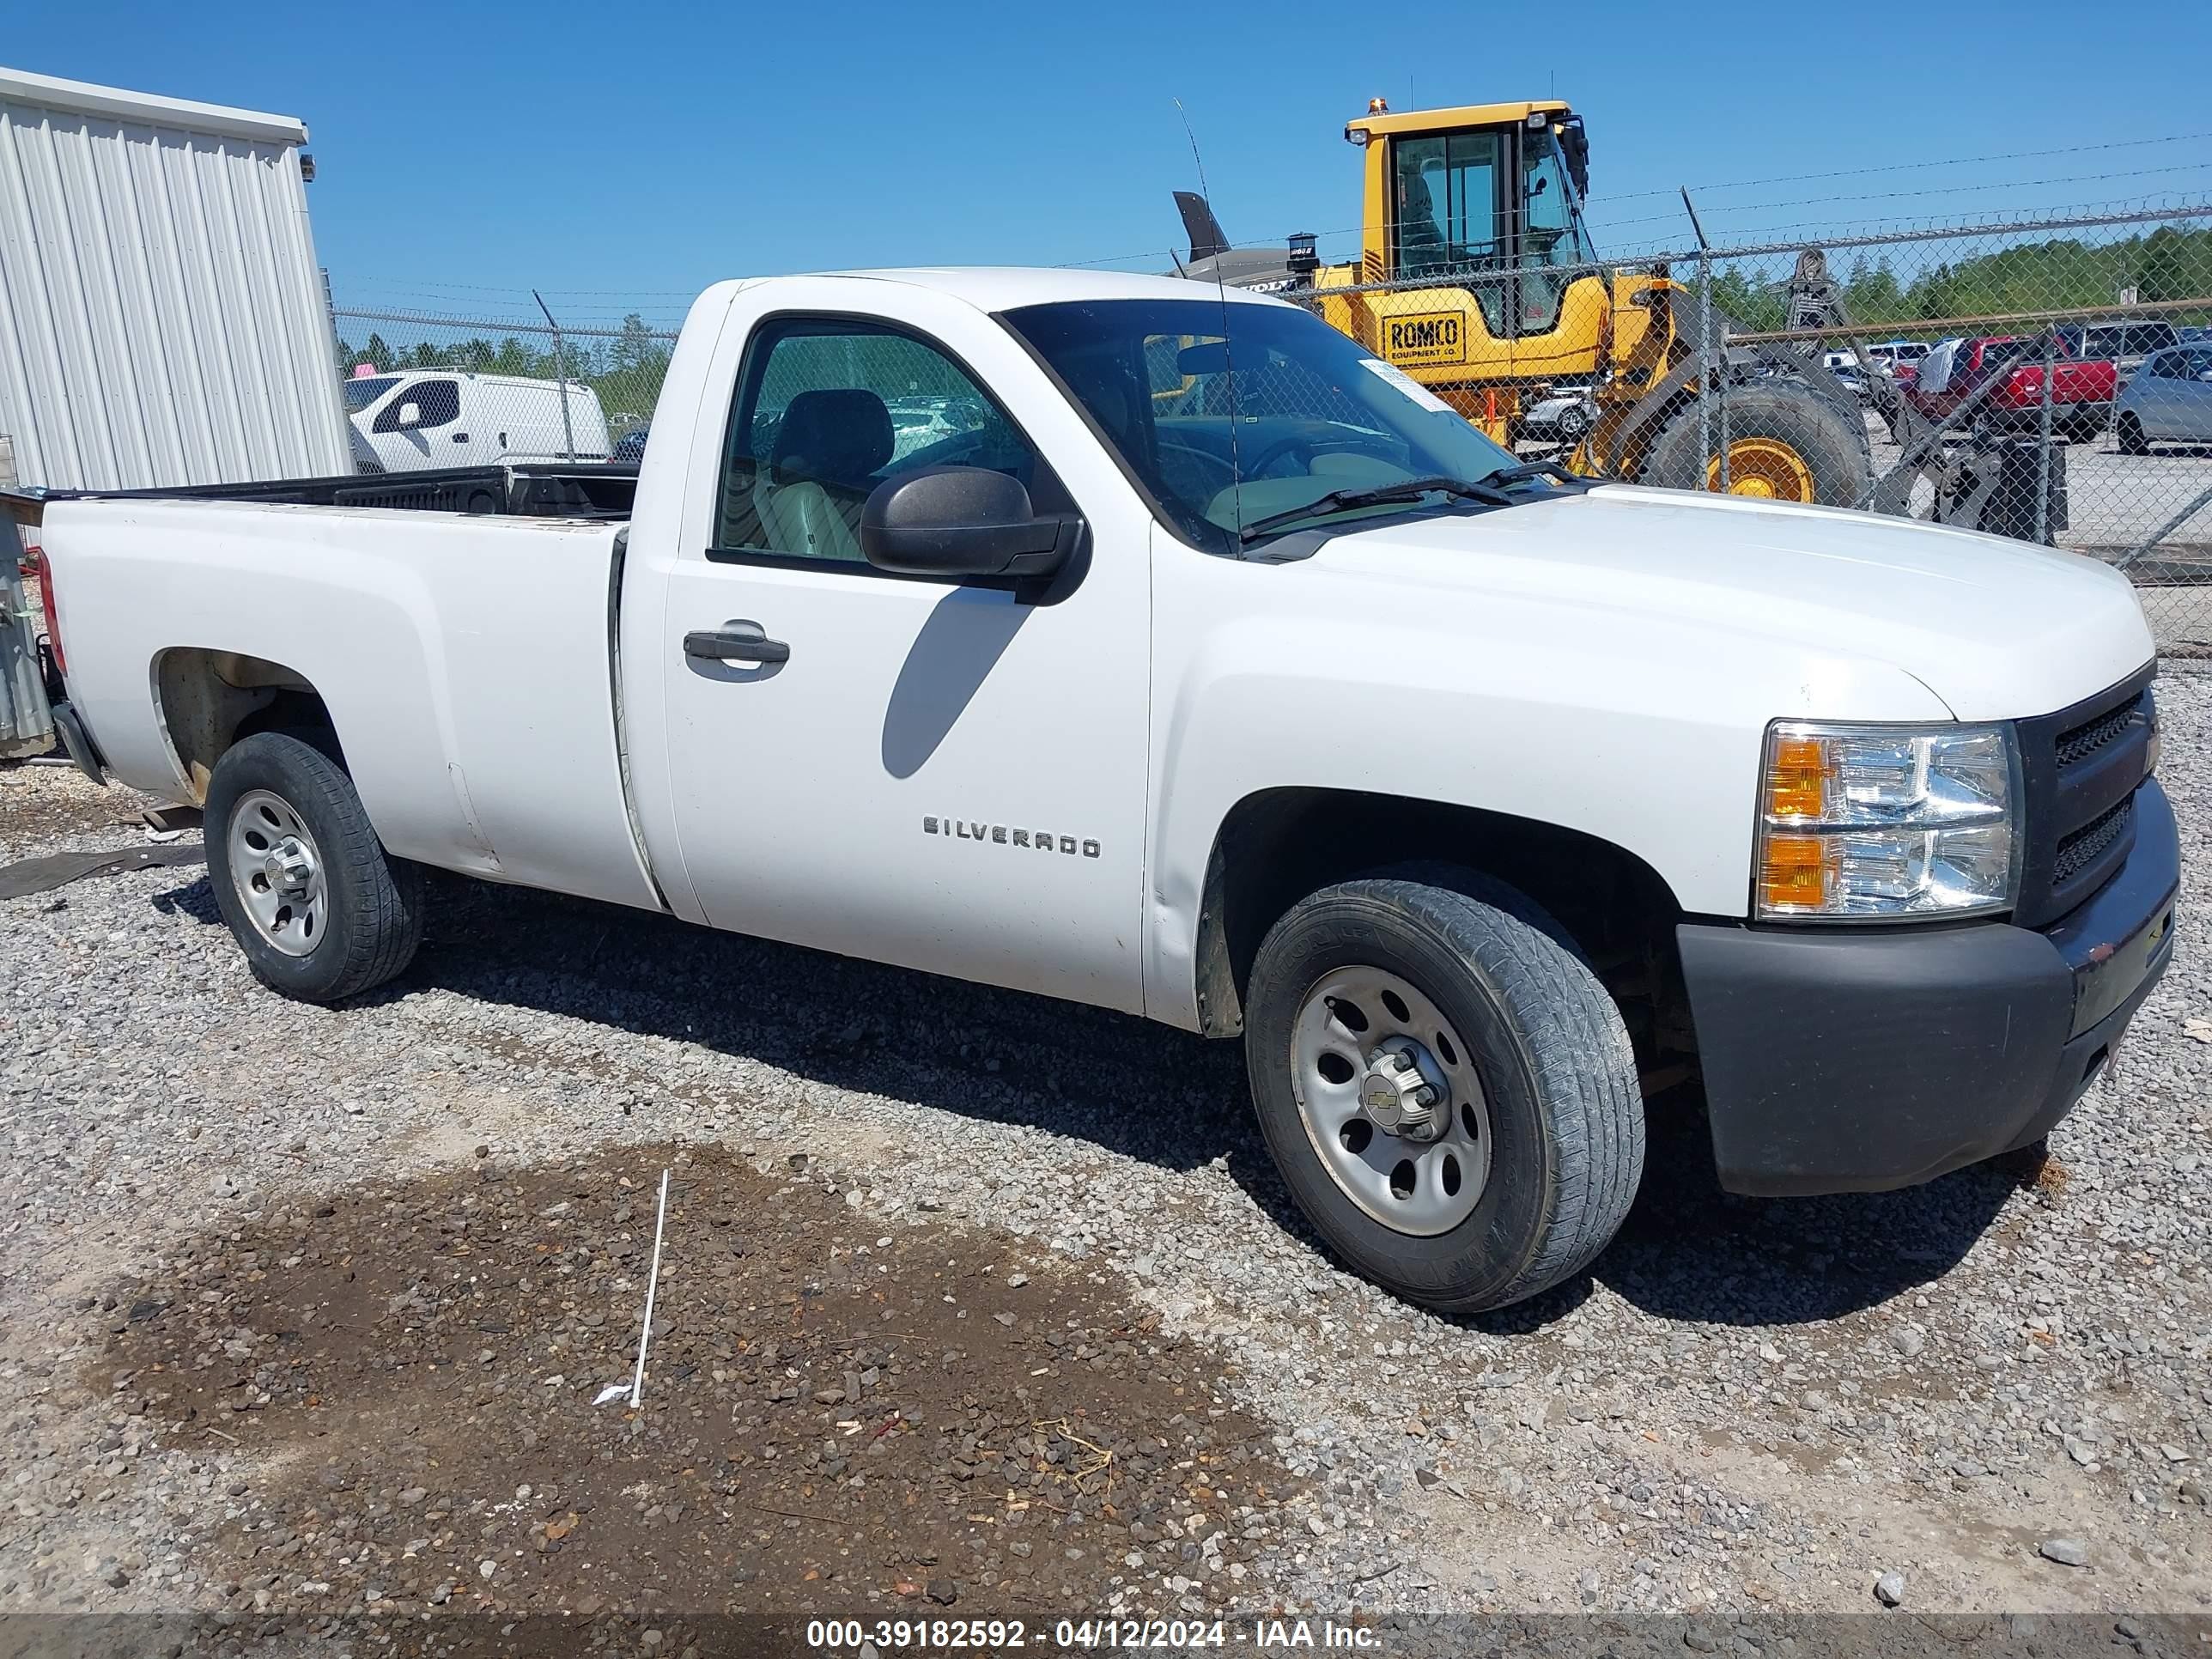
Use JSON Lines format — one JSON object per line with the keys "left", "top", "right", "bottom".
{"left": 1639, "top": 381, "right": 1873, "bottom": 506}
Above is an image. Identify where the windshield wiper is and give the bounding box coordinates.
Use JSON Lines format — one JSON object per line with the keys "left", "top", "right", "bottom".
{"left": 1477, "top": 459, "right": 1589, "bottom": 490}
{"left": 1237, "top": 474, "right": 1512, "bottom": 544}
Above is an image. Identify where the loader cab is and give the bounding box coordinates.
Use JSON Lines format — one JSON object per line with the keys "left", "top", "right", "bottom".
{"left": 1347, "top": 100, "right": 1599, "bottom": 342}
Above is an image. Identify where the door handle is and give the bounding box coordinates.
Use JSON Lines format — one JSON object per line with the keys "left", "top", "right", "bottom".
{"left": 684, "top": 626, "right": 790, "bottom": 665}
{"left": 453, "top": 430, "right": 470, "bottom": 442}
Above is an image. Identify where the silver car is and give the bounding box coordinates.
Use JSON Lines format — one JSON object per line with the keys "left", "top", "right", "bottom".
{"left": 2113, "top": 345, "right": 2212, "bottom": 453}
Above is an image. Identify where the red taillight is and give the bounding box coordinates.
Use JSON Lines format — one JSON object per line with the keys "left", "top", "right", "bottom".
{"left": 29, "top": 546, "right": 64, "bottom": 676}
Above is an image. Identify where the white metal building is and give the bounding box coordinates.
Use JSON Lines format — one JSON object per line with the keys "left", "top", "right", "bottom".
{"left": 0, "top": 66, "right": 351, "bottom": 490}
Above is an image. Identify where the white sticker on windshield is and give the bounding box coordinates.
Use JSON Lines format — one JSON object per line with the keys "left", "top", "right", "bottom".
{"left": 1359, "top": 356, "right": 1457, "bottom": 416}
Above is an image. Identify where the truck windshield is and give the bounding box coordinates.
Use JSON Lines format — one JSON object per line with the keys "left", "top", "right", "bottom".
{"left": 343, "top": 375, "right": 399, "bottom": 411}
{"left": 1000, "top": 297, "right": 1523, "bottom": 554}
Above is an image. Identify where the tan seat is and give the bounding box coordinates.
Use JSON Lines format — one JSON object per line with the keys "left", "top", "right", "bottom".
{"left": 752, "top": 388, "right": 896, "bottom": 562}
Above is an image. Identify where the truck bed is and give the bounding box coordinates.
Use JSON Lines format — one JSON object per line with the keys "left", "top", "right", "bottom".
{"left": 33, "top": 492, "right": 660, "bottom": 914}
{"left": 3, "top": 461, "right": 638, "bottom": 524}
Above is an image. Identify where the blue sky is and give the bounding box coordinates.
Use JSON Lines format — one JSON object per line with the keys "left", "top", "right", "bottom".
{"left": 9, "top": 0, "right": 2212, "bottom": 328}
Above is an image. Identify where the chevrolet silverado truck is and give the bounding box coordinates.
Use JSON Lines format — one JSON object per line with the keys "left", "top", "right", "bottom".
{"left": 11, "top": 270, "right": 2178, "bottom": 1314}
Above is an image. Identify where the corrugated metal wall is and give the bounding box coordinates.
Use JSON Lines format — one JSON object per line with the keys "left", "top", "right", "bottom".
{"left": 0, "top": 70, "right": 351, "bottom": 489}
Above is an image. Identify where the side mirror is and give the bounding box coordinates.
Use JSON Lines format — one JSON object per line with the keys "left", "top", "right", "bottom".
{"left": 396, "top": 401, "right": 422, "bottom": 428}
{"left": 862, "top": 466, "right": 1079, "bottom": 583}
{"left": 1177, "top": 341, "right": 1232, "bottom": 376}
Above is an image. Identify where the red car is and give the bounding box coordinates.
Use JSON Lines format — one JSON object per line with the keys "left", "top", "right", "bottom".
{"left": 1907, "top": 336, "right": 2117, "bottom": 442}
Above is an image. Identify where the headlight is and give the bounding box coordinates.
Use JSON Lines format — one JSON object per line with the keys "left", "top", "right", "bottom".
{"left": 1755, "top": 721, "right": 2019, "bottom": 919}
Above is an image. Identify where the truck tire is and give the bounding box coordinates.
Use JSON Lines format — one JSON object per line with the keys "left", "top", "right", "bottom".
{"left": 1243, "top": 875, "right": 1644, "bottom": 1313}
{"left": 1638, "top": 381, "right": 1872, "bottom": 506}
{"left": 204, "top": 732, "right": 422, "bottom": 1003}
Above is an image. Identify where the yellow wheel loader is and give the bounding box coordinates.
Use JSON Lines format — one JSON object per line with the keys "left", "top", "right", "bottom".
{"left": 1176, "top": 99, "right": 1875, "bottom": 504}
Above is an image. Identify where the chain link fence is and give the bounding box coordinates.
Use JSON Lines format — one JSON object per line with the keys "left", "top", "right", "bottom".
{"left": 327, "top": 204, "right": 2212, "bottom": 653}
{"left": 330, "top": 307, "right": 677, "bottom": 470}
{"left": 1278, "top": 202, "right": 2212, "bottom": 655}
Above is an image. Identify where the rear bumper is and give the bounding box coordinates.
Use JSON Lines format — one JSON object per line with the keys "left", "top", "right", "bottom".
{"left": 1989, "top": 401, "right": 2109, "bottom": 432}
{"left": 1678, "top": 778, "right": 2178, "bottom": 1196}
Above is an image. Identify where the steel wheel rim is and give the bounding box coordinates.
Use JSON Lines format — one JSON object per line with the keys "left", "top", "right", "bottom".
{"left": 1705, "top": 437, "right": 1816, "bottom": 501}
{"left": 226, "top": 788, "right": 327, "bottom": 958}
{"left": 1289, "top": 965, "right": 1492, "bottom": 1237}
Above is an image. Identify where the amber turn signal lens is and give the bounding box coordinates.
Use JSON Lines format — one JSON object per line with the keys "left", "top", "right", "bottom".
{"left": 1759, "top": 834, "right": 1834, "bottom": 911}
{"left": 1766, "top": 736, "right": 1828, "bottom": 820}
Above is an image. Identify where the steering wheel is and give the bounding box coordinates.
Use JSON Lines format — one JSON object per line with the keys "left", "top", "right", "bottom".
{"left": 1158, "top": 441, "right": 1239, "bottom": 495}
{"left": 1238, "top": 434, "right": 1394, "bottom": 478}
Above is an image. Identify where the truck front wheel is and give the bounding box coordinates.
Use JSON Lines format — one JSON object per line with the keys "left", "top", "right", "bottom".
{"left": 205, "top": 732, "right": 423, "bottom": 1003}
{"left": 1243, "top": 876, "right": 1644, "bottom": 1313}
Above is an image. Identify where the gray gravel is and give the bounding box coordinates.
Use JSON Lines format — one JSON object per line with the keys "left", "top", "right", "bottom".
{"left": 3, "top": 672, "right": 2209, "bottom": 1621}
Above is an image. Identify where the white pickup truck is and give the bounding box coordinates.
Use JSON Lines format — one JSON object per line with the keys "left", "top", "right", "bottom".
{"left": 14, "top": 269, "right": 2178, "bottom": 1314}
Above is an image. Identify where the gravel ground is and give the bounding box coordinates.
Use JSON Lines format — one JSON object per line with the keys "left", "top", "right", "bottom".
{"left": 2, "top": 675, "right": 2209, "bottom": 1636}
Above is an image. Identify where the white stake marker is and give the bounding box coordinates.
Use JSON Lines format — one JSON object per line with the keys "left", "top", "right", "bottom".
{"left": 595, "top": 1166, "right": 672, "bottom": 1410}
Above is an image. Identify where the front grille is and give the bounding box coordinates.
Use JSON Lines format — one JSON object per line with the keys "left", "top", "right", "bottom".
{"left": 2055, "top": 694, "right": 2145, "bottom": 769}
{"left": 2053, "top": 797, "right": 2131, "bottom": 886}
{"left": 2013, "top": 668, "right": 2154, "bottom": 928}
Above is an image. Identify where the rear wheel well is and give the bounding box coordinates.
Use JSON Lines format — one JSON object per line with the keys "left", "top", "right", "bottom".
{"left": 1196, "top": 788, "right": 1695, "bottom": 1085}
{"left": 154, "top": 648, "right": 342, "bottom": 802}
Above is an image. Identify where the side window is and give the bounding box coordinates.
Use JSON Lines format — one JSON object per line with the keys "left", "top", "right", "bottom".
{"left": 714, "top": 319, "right": 1052, "bottom": 567}
{"left": 2145, "top": 350, "right": 2179, "bottom": 380}
{"left": 1388, "top": 131, "right": 1508, "bottom": 336}
{"left": 373, "top": 379, "right": 459, "bottom": 433}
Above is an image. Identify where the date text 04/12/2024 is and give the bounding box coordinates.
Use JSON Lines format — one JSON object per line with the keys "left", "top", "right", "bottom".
{"left": 804, "top": 1617, "right": 1384, "bottom": 1649}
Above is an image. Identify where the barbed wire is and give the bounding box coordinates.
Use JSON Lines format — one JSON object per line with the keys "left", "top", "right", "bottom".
{"left": 332, "top": 306, "right": 679, "bottom": 342}
{"left": 1047, "top": 140, "right": 2212, "bottom": 274}
{"left": 1604, "top": 128, "right": 2212, "bottom": 202}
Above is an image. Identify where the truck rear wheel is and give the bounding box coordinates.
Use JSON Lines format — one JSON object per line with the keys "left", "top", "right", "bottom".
{"left": 1243, "top": 874, "right": 1644, "bottom": 1313}
{"left": 1639, "top": 382, "right": 1872, "bottom": 506}
{"left": 204, "top": 732, "right": 422, "bottom": 1003}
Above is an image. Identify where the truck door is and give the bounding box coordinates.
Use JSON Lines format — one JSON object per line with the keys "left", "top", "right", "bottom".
{"left": 639, "top": 283, "right": 1153, "bottom": 1013}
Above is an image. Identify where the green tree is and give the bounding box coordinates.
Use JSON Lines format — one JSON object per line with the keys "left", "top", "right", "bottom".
{"left": 2136, "top": 225, "right": 2212, "bottom": 306}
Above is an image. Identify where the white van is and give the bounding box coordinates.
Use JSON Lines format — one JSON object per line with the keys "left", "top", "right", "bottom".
{"left": 1865, "top": 340, "right": 1932, "bottom": 366}
{"left": 343, "top": 372, "right": 612, "bottom": 473}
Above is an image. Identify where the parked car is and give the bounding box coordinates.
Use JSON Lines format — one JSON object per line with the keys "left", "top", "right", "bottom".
{"left": 611, "top": 424, "right": 650, "bottom": 464}
{"left": 2057, "top": 321, "right": 2179, "bottom": 382}
{"left": 884, "top": 394, "right": 994, "bottom": 462}
{"left": 19, "top": 268, "right": 2175, "bottom": 1316}
{"left": 1865, "top": 340, "right": 1932, "bottom": 368}
{"left": 343, "top": 371, "right": 612, "bottom": 472}
{"left": 1824, "top": 356, "right": 1876, "bottom": 402}
{"left": 1905, "top": 335, "right": 2116, "bottom": 441}
{"left": 2113, "top": 343, "right": 2212, "bottom": 453}
{"left": 1816, "top": 346, "right": 1921, "bottom": 403}
{"left": 1519, "top": 385, "right": 1595, "bottom": 441}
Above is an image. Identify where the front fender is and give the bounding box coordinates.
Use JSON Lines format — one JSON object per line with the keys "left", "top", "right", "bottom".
{"left": 1141, "top": 553, "right": 1953, "bottom": 1030}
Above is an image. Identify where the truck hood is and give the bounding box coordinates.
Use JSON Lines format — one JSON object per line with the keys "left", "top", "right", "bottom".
{"left": 1310, "top": 483, "right": 2154, "bottom": 720}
